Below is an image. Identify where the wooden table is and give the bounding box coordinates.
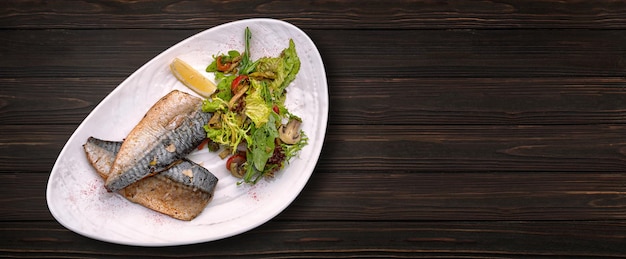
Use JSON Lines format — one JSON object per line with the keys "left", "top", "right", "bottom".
{"left": 2, "top": 1, "right": 626, "bottom": 257}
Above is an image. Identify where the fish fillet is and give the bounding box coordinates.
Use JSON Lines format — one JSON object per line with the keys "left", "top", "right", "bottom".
{"left": 84, "top": 137, "right": 218, "bottom": 221}
{"left": 105, "top": 90, "right": 212, "bottom": 192}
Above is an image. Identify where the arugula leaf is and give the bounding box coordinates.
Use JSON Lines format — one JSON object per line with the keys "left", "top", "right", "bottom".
{"left": 238, "top": 27, "right": 257, "bottom": 75}
{"left": 244, "top": 114, "right": 278, "bottom": 182}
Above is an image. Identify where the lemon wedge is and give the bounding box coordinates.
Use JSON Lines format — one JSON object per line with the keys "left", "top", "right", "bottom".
{"left": 170, "top": 57, "right": 216, "bottom": 97}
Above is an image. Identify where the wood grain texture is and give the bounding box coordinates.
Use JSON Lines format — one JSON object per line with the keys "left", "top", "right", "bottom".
{"left": 1, "top": 221, "right": 625, "bottom": 257}
{"left": 2, "top": 172, "right": 625, "bottom": 222}
{"left": 1, "top": 0, "right": 626, "bottom": 29}
{"left": 2, "top": 0, "right": 626, "bottom": 256}
{"left": 4, "top": 77, "right": 626, "bottom": 126}
{"left": 1, "top": 29, "right": 625, "bottom": 78}
{"left": 2, "top": 124, "right": 626, "bottom": 172}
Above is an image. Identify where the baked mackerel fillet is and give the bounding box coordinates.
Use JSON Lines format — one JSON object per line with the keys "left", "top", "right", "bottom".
{"left": 105, "top": 90, "right": 212, "bottom": 192}
{"left": 84, "top": 137, "right": 218, "bottom": 221}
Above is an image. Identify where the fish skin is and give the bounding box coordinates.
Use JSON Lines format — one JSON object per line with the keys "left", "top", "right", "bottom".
{"left": 159, "top": 160, "right": 218, "bottom": 194}
{"left": 83, "top": 137, "right": 122, "bottom": 179}
{"left": 105, "top": 90, "right": 212, "bottom": 192}
{"left": 83, "top": 137, "right": 218, "bottom": 221}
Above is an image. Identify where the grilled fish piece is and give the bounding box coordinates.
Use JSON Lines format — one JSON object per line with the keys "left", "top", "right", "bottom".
{"left": 83, "top": 137, "right": 218, "bottom": 221}
{"left": 105, "top": 90, "right": 212, "bottom": 192}
{"left": 83, "top": 137, "right": 121, "bottom": 179}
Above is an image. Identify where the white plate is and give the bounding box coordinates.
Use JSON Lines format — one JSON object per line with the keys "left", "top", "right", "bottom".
{"left": 46, "top": 18, "right": 328, "bottom": 246}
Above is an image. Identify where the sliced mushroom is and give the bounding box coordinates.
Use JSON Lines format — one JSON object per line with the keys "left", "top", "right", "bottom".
{"left": 223, "top": 55, "right": 242, "bottom": 74}
{"left": 229, "top": 162, "right": 245, "bottom": 178}
{"left": 278, "top": 118, "right": 302, "bottom": 145}
{"left": 228, "top": 84, "right": 249, "bottom": 111}
{"left": 207, "top": 112, "right": 221, "bottom": 128}
{"left": 227, "top": 154, "right": 246, "bottom": 178}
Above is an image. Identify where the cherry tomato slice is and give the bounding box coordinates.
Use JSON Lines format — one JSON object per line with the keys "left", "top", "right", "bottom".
{"left": 216, "top": 56, "right": 231, "bottom": 72}
{"left": 226, "top": 154, "right": 246, "bottom": 170}
{"left": 272, "top": 104, "right": 280, "bottom": 114}
{"left": 231, "top": 75, "right": 248, "bottom": 92}
{"left": 197, "top": 138, "right": 209, "bottom": 150}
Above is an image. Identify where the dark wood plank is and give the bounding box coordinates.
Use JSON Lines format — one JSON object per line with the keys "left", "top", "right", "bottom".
{"left": 0, "top": 29, "right": 197, "bottom": 78}
{"left": 320, "top": 124, "right": 626, "bottom": 172}
{"left": 3, "top": 1, "right": 625, "bottom": 257}
{"left": 2, "top": 124, "right": 624, "bottom": 172}
{"left": 1, "top": 29, "right": 625, "bottom": 78}
{"left": 330, "top": 77, "right": 626, "bottom": 125}
{"left": 1, "top": 221, "right": 625, "bottom": 257}
{"left": 0, "top": 173, "right": 50, "bottom": 221}
{"left": 2, "top": 0, "right": 626, "bottom": 29}
{"left": 0, "top": 77, "right": 118, "bottom": 125}
{"left": 4, "top": 77, "right": 626, "bottom": 126}
{"left": 0, "top": 125, "right": 71, "bottom": 172}
{"left": 317, "top": 29, "right": 626, "bottom": 78}
{"left": 284, "top": 171, "right": 626, "bottom": 221}
{"left": 4, "top": 172, "right": 625, "bottom": 221}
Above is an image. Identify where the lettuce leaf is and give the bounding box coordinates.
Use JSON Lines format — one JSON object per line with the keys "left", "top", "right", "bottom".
{"left": 201, "top": 97, "right": 227, "bottom": 113}
{"left": 244, "top": 89, "right": 271, "bottom": 126}
{"left": 281, "top": 39, "right": 301, "bottom": 93}
{"left": 214, "top": 73, "right": 235, "bottom": 101}
{"left": 254, "top": 39, "right": 301, "bottom": 101}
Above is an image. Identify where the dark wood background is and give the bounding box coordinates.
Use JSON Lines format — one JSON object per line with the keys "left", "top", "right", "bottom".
{"left": 2, "top": 0, "right": 626, "bottom": 257}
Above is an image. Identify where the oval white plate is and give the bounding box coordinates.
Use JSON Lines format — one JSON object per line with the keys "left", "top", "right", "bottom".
{"left": 46, "top": 18, "right": 328, "bottom": 246}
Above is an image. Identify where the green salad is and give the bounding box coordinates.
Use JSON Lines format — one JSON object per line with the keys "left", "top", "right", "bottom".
{"left": 201, "top": 27, "right": 307, "bottom": 184}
